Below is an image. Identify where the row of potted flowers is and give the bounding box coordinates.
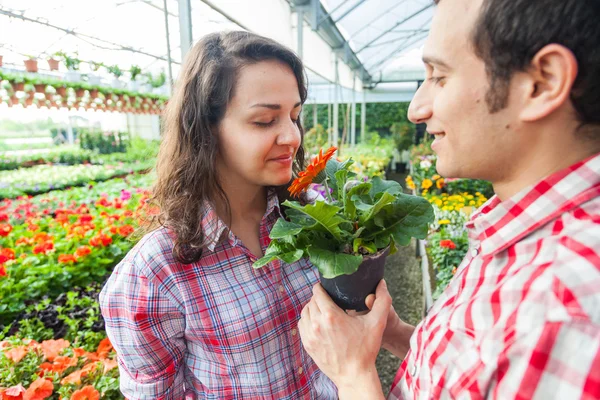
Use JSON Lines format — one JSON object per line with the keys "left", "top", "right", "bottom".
{"left": 406, "top": 150, "right": 492, "bottom": 298}
{"left": 0, "top": 162, "right": 153, "bottom": 200}
{"left": 0, "top": 71, "right": 167, "bottom": 115}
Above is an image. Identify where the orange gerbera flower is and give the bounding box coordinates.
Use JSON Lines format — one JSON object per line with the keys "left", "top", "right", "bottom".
{"left": 70, "top": 386, "right": 99, "bottom": 400}
{"left": 288, "top": 147, "right": 337, "bottom": 198}
{"left": 74, "top": 246, "right": 92, "bottom": 258}
{"left": 23, "top": 378, "right": 53, "bottom": 400}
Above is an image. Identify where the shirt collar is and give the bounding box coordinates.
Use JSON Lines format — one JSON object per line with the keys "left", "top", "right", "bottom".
{"left": 202, "top": 189, "right": 282, "bottom": 252}
{"left": 467, "top": 152, "right": 600, "bottom": 257}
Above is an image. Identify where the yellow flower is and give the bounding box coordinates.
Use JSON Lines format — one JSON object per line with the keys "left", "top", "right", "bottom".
{"left": 438, "top": 219, "right": 451, "bottom": 225}
{"left": 421, "top": 179, "right": 433, "bottom": 189}
{"left": 432, "top": 174, "right": 441, "bottom": 180}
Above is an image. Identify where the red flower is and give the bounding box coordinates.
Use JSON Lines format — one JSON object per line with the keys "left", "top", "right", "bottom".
{"left": 440, "top": 239, "right": 457, "bottom": 250}
{"left": 27, "top": 224, "right": 39, "bottom": 232}
{"left": 0, "top": 265, "right": 6, "bottom": 277}
{"left": 96, "top": 338, "right": 113, "bottom": 359}
{"left": 1, "top": 248, "right": 15, "bottom": 261}
{"left": 33, "top": 242, "right": 54, "bottom": 255}
{"left": 74, "top": 246, "right": 92, "bottom": 258}
{"left": 78, "top": 215, "right": 93, "bottom": 224}
{"left": 58, "top": 254, "right": 77, "bottom": 264}
{"left": 0, "top": 223, "right": 12, "bottom": 237}
{"left": 0, "top": 213, "right": 8, "bottom": 222}
{"left": 15, "top": 237, "right": 32, "bottom": 247}
{"left": 118, "top": 225, "right": 134, "bottom": 237}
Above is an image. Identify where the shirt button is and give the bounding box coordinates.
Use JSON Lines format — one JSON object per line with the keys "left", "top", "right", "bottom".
{"left": 410, "top": 364, "right": 417, "bottom": 377}
{"left": 471, "top": 248, "right": 479, "bottom": 257}
{"left": 298, "top": 366, "right": 304, "bottom": 374}
{"left": 291, "top": 328, "right": 297, "bottom": 336}
{"left": 279, "top": 285, "right": 285, "bottom": 293}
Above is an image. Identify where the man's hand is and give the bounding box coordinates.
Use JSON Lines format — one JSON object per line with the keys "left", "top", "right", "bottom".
{"left": 298, "top": 280, "right": 392, "bottom": 398}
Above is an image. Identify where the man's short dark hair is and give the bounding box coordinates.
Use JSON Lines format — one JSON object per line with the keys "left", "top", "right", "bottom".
{"left": 435, "top": 0, "right": 600, "bottom": 133}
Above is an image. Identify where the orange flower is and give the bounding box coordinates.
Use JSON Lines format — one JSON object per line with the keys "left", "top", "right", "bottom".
{"left": 4, "top": 346, "right": 28, "bottom": 363}
{"left": 288, "top": 147, "right": 337, "bottom": 198}
{"left": 102, "top": 358, "right": 118, "bottom": 373}
{"left": 74, "top": 246, "right": 92, "bottom": 258}
{"left": 70, "top": 386, "right": 99, "bottom": 400}
{"left": 1, "top": 384, "right": 26, "bottom": 400}
{"left": 38, "top": 355, "right": 77, "bottom": 375}
{"left": 96, "top": 338, "right": 113, "bottom": 359}
{"left": 89, "top": 234, "right": 112, "bottom": 247}
{"left": 117, "top": 225, "right": 134, "bottom": 237}
{"left": 40, "top": 339, "right": 69, "bottom": 362}
{"left": 60, "top": 363, "right": 97, "bottom": 385}
{"left": 0, "top": 265, "right": 6, "bottom": 277}
{"left": 23, "top": 378, "right": 53, "bottom": 400}
{"left": 15, "top": 237, "right": 33, "bottom": 247}
{"left": 32, "top": 242, "right": 54, "bottom": 255}
{"left": 0, "top": 223, "right": 12, "bottom": 237}
{"left": 1, "top": 248, "right": 15, "bottom": 260}
{"left": 58, "top": 254, "right": 77, "bottom": 264}
{"left": 436, "top": 178, "right": 445, "bottom": 190}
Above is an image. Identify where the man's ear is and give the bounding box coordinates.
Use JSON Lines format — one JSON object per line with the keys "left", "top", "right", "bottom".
{"left": 519, "top": 44, "right": 578, "bottom": 122}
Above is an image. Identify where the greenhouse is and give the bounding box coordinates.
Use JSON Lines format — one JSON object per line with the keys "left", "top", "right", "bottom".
{"left": 1, "top": 0, "right": 598, "bottom": 399}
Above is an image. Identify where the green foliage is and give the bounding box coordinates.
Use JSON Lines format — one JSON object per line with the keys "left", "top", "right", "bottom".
{"left": 79, "top": 129, "right": 129, "bottom": 154}
{"left": 303, "top": 124, "right": 328, "bottom": 155}
{"left": 129, "top": 65, "right": 142, "bottom": 81}
{"left": 253, "top": 158, "right": 434, "bottom": 278}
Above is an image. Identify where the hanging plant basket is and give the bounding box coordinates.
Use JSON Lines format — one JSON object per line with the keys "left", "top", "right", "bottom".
{"left": 24, "top": 59, "right": 38, "bottom": 73}
{"left": 75, "top": 88, "right": 85, "bottom": 99}
{"left": 90, "top": 89, "right": 99, "bottom": 99}
{"left": 56, "top": 86, "right": 67, "bottom": 97}
{"left": 13, "top": 82, "right": 25, "bottom": 92}
{"left": 0, "top": 55, "right": 3, "bottom": 67}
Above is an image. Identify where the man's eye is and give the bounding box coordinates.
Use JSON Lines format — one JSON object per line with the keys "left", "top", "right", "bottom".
{"left": 428, "top": 76, "right": 445, "bottom": 85}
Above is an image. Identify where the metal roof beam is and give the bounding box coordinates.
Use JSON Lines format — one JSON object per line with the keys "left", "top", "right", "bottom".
{"left": 333, "top": 0, "right": 367, "bottom": 23}
{"left": 356, "top": 3, "right": 432, "bottom": 53}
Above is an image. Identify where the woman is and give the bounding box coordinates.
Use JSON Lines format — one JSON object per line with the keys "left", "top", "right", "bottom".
{"left": 99, "top": 31, "right": 338, "bottom": 399}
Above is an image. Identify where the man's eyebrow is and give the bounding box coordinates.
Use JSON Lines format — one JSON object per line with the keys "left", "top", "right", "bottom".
{"left": 250, "top": 102, "right": 302, "bottom": 110}
{"left": 422, "top": 56, "right": 451, "bottom": 69}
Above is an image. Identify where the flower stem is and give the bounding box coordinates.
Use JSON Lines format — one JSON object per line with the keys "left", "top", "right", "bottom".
{"left": 322, "top": 178, "right": 335, "bottom": 203}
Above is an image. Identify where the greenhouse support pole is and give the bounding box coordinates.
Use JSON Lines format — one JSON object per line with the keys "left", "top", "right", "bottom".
{"left": 163, "top": 0, "right": 174, "bottom": 87}
{"left": 361, "top": 90, "right": 366, "bottom": 143}
{"left": 297, "top": 8, "right": 304, "bottom": 59}
{"left": 333, "top": 58, "right": 339, "bottom": 148}
{"left": 313, "top": 102, "right": 318, "bottom": 128}
{"left": 178, "top": 0, "right": 193, "bottom": 60}
{"left": 351, "top": 74, "right": 356, "bottom": 146}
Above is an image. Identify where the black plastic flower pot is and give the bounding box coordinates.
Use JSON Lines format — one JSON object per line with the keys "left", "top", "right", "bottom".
{"left": 319, "top": 247, "right": 390, "bottom": 311}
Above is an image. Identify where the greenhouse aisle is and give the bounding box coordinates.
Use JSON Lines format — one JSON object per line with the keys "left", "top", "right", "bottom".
{"left": 375, "top": 171, "right": 424, "bottom": 395}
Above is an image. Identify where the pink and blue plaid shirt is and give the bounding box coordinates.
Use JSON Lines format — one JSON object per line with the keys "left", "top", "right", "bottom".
{"left": 99, "top": 191, "right": 337, "bottom": 399}
{"left": 389, "top": 152, "right": 600, "bottom": 399}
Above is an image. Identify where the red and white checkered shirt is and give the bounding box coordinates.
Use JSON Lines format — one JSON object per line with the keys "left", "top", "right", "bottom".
{"left": 99, "top": 191, "right": 337, "bottom": 399}
{"left": 389, "top": 152, "right": 600, "bottom": 400}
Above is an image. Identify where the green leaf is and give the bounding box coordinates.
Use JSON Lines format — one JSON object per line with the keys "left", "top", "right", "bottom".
{"left": 344, "top": 182, "right": 371, "bottom": 220}
{"left": 369, "top": 176, "right": 403, "bottom": 199}
{"left": 307, "top": 247, "right": 363, "bottom": 279}
{"left": 366, "top": 193, "right": 435, "bottom": 247}
{"left": 282, "top": 200, "right": 347, "bottom": 240}
{"left": 325, "top": 158, "right": 354, "bottom": 192}
{"left": 279, "top": 249, "right": 305, "bottom": 264}
{"left": 352, "top": 238, "right": 377, "bottom": 254}
{"left": 270, "top": 219, "right": 304, "bottom": 239}
{"left": 335, "top": 169, "right": 348, "bottom": 202}
{"left": 358, "top": 191, "right": 397, "bottom": 225}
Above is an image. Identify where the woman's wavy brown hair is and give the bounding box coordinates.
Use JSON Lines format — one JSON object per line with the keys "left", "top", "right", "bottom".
{"left": 147, "top": 31, "right": 307, "bottom": 264}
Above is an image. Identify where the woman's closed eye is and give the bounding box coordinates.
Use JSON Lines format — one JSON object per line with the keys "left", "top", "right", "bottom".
{"left": 254, "top": 120, "right": 276, "bottom": 127}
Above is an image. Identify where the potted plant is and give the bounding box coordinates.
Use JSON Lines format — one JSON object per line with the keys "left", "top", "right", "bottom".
{"left": 128, "top": 65, "right": 142, "bottom": 92}
{"left": 107, "top": 65, "right": 124, "bottom": 89}
{"left": 24, "top": 56, "right": 38, "bottom": 73}
{"left": 47, "top": 56, "right": 60, "bottom": 71}
{"left": 253, "top": 147, "right": 435, "bottom": 310}
{"left": 57, "top": 52, "right": 81, "bottom": 82}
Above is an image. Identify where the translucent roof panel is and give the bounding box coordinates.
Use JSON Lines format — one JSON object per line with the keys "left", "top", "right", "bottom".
{"left": 0, "top": 0, "right": 241, "bottom": 79}
{"left": 322, "top": 0, "right": 432, "bottom": 82}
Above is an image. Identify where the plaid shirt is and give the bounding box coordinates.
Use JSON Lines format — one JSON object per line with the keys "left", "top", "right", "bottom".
{"left": 99, "top": 191, "right": 337, "bottom": 399}
{"left": 389, "top": 152, "right": 600, "bottom": 400}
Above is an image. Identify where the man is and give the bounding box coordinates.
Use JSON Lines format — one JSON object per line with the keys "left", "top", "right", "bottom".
{"left": 298, "top": 0, "right": 600, "bottom": 399}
